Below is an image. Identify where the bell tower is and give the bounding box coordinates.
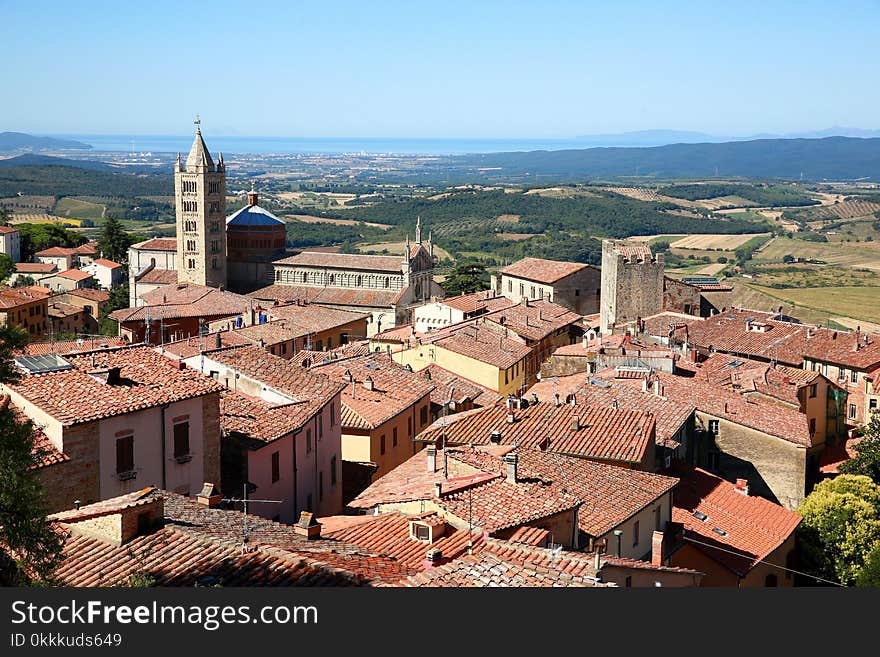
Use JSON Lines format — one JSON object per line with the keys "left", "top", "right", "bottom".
{"left": 175, "top": 116, "right": 227, "bottom": 288}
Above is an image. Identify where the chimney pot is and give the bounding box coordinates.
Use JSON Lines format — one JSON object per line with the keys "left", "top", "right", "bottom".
{"left": 363, "top": 376, "right": 374, "bottom": 391}
{"left": 507, "top": 412, "right": 516, "bottom": 424}
{"left": 651, "top": 530, "right": 666, "bottom": 567}
{"left": 735, "top": 478, "right": 749, "bottom": 495}
{"left": 293, "top": 511, "right": 321, "bottom": 539}
{"left": 197, "top": 482, "right": 223, "bottom": 507}
{"left": 503, "top": 452, "right": 518, "bottom": 483}
{"left": 489, "top": 429, "right": 502, "bottom": 444}
{"left": 426, "top": 446, "right": 437, "bottom": 472}
{"left": 434, "top": 482, "right": 443, "bottom": 498}
{"left": 570, "top": 416, "right": 580, "bottom": 431}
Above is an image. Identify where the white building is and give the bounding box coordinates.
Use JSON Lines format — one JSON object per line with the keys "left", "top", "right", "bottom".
{"left": 0, "top": 226, "right": 21, "bottom": 263}
{"left": 84, "top": 258, "right": 124, "bottom": 290}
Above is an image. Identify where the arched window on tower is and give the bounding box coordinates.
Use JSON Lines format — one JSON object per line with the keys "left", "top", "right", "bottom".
{"left": 356, "top": 275, "right": 363, "bottom": 287}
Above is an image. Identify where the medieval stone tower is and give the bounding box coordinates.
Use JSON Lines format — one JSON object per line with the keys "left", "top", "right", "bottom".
{"left": 599, "top": 239, "right": 664, "bottom": 334}
{"left": 174, "top": 121, "right": 227, "bottom": 288}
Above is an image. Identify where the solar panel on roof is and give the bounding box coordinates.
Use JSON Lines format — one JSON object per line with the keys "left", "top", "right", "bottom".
{"left": 15, "top": 354, "right": 74, "bottom": 374}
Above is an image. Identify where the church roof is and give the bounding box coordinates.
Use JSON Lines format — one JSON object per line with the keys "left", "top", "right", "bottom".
{"left": 185, "top": 129, "right": 214, "bottom": 170}
{"left": 226, "top": 204, "right": 285, "bottom": 227}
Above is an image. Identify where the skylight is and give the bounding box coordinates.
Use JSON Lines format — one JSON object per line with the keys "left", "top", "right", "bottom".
{"left": 693, "top": 511, "right": 708, "bottom": 521}
{"left": 712, "top": 527, "right": 728, "bottom": 537}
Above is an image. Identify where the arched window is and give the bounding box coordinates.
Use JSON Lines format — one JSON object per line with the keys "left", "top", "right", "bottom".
{"left": 356, "top": 275, "right": 363, "bottom": 287}
{"left": 384, "top": 276, "right": 390, "bottom": 288}
{"left": 329, "top": 274, "right": 335, "bottom": 285}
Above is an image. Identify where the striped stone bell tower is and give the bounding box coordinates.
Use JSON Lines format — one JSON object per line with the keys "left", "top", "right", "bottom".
{"left": 174, "top": 116, "right": 227, "bottom": 288}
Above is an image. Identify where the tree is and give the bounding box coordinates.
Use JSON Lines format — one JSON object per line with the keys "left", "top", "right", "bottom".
{"left": 797, "top": 475, "right": 880, "bottom": 585}
{"left": 97, "top": 216, "right": 133, "bottom": 265}
{"left": 99, "top": 280, "right": 129, "bottom": 336}
{"left": 0, "top": 254, "right": 14, "bottom": 282}
{"left": 783, "top": 254, "right": 795, "bottom": 263}
{"left": 17, "top": 223, "right": 86, "bottom": 262}
{"left": 0, "top": 325, "right": 64, "bottom": 585}
{"left": 442, "top": 261, "right": 490, "bottom": 296}
{"left": 857, "top": 545, "right": 880, "bottom": 587}
{"left": 840, "top": 414, "right": 880, "bottom": 484}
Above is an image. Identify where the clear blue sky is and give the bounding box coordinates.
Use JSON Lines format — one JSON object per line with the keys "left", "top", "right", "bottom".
{"left": 3, "top": 0, "right": 878, "bottom": 137}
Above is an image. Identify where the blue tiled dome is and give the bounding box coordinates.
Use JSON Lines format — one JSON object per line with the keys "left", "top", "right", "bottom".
{"left": 226, "top": 203, "right": 285, "bottom": 227}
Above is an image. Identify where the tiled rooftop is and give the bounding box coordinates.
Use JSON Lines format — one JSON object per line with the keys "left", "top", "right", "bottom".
{"left": 482, "top": 298, "right": 582, "bottom": 342}
{"left": 439, "top": 290, "right": 516, "bottom": 314}
{"left": 274, "top": 251, "right": 407, "bottom": 273}
{"left": 249, "top": 284, "right": 405, "bottom": 309}
{"left": 15, "top": 262, "right": 57, "bottom": 274}
{"left": 21, "top": 337, "right": 130, "bottom": 357}
{"left": 312, "top": 353, "right": 435, "bottom": 429}
{"left": 667, "top": 462, "right": 802, "bottom": 577}
{"left": 432, "top": 324, "right": 531, "bottom": 370}
{"left": 56, "top": 269, "right": 93, "bottom": 282}
{"left": 111, "top": 284, "right": 259, "bottom": 323}
{"left": 220, "top": 388, "right": 328, "bottom": 442}
{"left": 528, "top": 374, "right": 694, "bottom": 449}
{"left": 416, "top": 398, "right": 655, "bottom": 466}
{"left": 63, "top": 287, "right": 110, "bottom": 303}
{"left": 500, "top": 257, "right": 591, "bottom": 284}
{"left": 6, "top": 346, "right": 224, "bottom": 426}
{"left": 422, "top": 364, "right": 502, "bottom": 407}
{"left": 0, "top": 286, "right": 49, "bottom": 309}
{"left": 131, "top": 238, "right": 177, "bottom": 251}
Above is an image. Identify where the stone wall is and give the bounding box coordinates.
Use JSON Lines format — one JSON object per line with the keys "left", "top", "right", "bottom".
{"left": 600, "top": 241, "right": 664, "bottom": 334}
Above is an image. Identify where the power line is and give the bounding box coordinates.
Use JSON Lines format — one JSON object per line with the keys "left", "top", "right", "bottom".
{"left": 682, "top": 535, "right": 845, "bottom": 587}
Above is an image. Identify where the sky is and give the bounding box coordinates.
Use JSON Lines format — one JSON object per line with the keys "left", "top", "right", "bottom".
{"left": 2, "top": 0, "right": 879, "bottom": 138}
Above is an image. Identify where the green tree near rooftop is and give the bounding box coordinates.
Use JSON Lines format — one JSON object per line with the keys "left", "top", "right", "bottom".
{"left": 796, "top": 475, "right": 880, "bottom": 586}
{"left": 97, "top": 216, "right": 134, "bottom": 265}
{"left": 0, "top": 325, "right": 64, "bottom": 585}
{"left": 442, "top": 261, "right": 490, "bottom": 296}
{"left": 840, "top": 414, "right": 880, "bottom": 485}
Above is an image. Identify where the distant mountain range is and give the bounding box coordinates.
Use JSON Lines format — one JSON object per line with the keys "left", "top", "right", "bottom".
{"left": 574, "top": 127, "right": 880, "bottom": 147}
{"left": 455, "top": 136, "right": 880, "bottom": 181}
{"left": 0, "top": 153, "right": 113, "bottom": 171}
{"left": 0, "top": 132, "right": 92, "bottom": 152}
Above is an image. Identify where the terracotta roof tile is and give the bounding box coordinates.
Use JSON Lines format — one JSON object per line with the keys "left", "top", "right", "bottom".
{"left": 111, "top": 284, "right": 259, "bottom": 323}
{"left": 500, "top": 257, "right": 591, "bottom": 284}
{"left": 132, "top": 238, "right": 176, "bottom": 251}
{"left": 92, "top": 258, "right": 122, "bottom": 268}
{"left": 422, "top": 364, "right": 502, "bottom": 407}
{"left": 63, "top": 287, "right": 110, "bottom": 303}
{"left": 249, "top": 284, "right": 404, "bottom": 309}
{"left": 35, "top": 246, "right": 78, "bottom": 257}
{"left": 274, "top": 251, "right": 407, "bottom": 273}
{"left": 15, "top": 262, "right": 57, "bottom": 274}
{"left": 482, "top": 298, "right": 582, "bottom": 342}
{"left": 440, "top": 291, "right": 516, "bottom": 314}
{"left": 432, "top": 324, "right": 531, "bottom": 370}
{"left": 7, "top": 346, "right": 223, "bottom": 426}
{"left": 56, "top": 269, "right": 92, "bottom": 282}
{"left": 666, "top": 462, "right": 801, "bottom": 577}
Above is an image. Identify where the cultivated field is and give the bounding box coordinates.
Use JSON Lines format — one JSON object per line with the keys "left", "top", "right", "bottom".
{"left": 497, "top": 232, "right": 535, "bottom": 241}
{"left": 8, "top": 213, "right": 81, "bottom": 227}
{"left": 284, "top": 214, "right": 391, "bottom": 230}
{"left": 53, "top": 197, "right": 105, "bottom": 220}
{"left": 793, "top": 200, "right": 880, "bottom": 221}
{"left": 0, "top": 195, "right": 55, "bottom": 213}
{"left": 496, "top": 214, "right": 521, "bottom": 223}
{"left": 756, "top": 237, "right": 880, "bottom": 271}
{"left": 750, "top": 285, "right": 880, "bottom": 325}
{"left": 670, "top": 233, "right": 770, "bottom": 250}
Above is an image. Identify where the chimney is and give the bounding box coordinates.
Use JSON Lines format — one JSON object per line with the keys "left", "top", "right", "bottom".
{"left": 489, "top": 429, "right": 502, "bottom": 444}
{"left": 247, "top": 190, "right": 258, "bottom": 206}
{"left": 176, "top": 361, "right": 186, "bottom": 371}
{"left": 293, "top": 511, "right": 321, "bottom": 539}
{"left": 570, "top": 416, "right": 580, "bottom": 431}
{"left": 197, "top": 482, "right": 223, "bottom": 507}
{"left": 567, "top": 393, "right": 577, "bottom": 406}
{"left": 507, "top": 411, "right": 516, "bottom": 424}
{"left": 554, "top": 393, "right": 561, "bottom": 407}
{"left": 503, "top": 451, "right": 518, "bottom": 483}
{"left": 530, "top": 392, "right": 539, "bottom": 404}
{"left": 641, "top": 377, "right": 649, "bottom": 393}
{"left": 106, "top": 366, "right": 122, "bottom": 385}
{"left": 426, "top": 446, "right": 437, "bottom": 472}
{"left": 434, "top": 482, "right": 443, "bottom": 498}
{"left": 521, "top": 297, "right": 529, "bottom": 307}
{"left": 424, "top": 547, "right": 443, "bottom": 568}
{"left": 363, "top": 376, "right": 374, "bottom": 391}
{"left": 651, "top": 530, "right": 666, "bottom": 567}
{"left": 652, "top": 379, "right": 662, "bottom": 397}
{"left": 343, "top": 369, "right": 353, "bottom": 382}
{"left": 734, "top": 478, "right": 749, "bottom": 496}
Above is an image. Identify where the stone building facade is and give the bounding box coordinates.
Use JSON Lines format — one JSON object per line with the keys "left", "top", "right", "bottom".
{"left": 600, "top": 240, "right": 665, "bottom": 334}
{"left": 174, "top": 124, "right": 227, "bottom": 288}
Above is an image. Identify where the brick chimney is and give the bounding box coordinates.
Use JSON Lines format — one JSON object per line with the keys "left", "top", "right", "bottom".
{"left": 734, "top": 478, "right": 749, "bottom": 496}
{"left": 426, "top": 446, "right": 437, "bottom": 472}
{"left": 293, "top": 511, "right": 321, "bottom": 539}
{"left": 503, "top": 451, "right": 518, "bottom": 483}
{"left": 651, "top": 530, "right": 666, "bottom": 566}
{"left": 197, "top": 482, "right": 223, "bottom": 507}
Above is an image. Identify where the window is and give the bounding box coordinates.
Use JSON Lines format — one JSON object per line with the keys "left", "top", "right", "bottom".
{"left": 809, "top": 418, "right": 816, "bottom": 435}
{"left": 408, "top": 417, "right": 413, "bottom": 436}
{"left": 871, "top": 399, "right": 878, "bottom": 410}
{"left": 420, "top": 405, "right": 428, "bottom": 426}
{"left": 329, "top": 402, "right": 336, "bottom": 427}
{"left": 209, "top": 201, "right": 220, "bottom": 213}
{"left": 507, "top": 280, "right": 512, "bottom": 293}
{"left": 173, "top": 422, "right": 190, "bottom": 458}
{"left": 209, "top": 181, "right": 221, "bottom": 194}
{"left": 809, "top": 384, "right": 817, "bottom": 398}
{"left": 654, "top": 506, "right": 662, "bottom": 531}
{"left": 271, "top": 451, "right": 280, "bottom": 483}
{"left": 413, "top": 524, "right": 430, "bottom": 541}
{"left": 393, "top": 427, "right": 398, "bottom": 448}
{"left": 625, "top": 576, "right": 632, "bottom": 588}
{"left": 708, "top": 419, "right": 720, "bottom": 435}
{"left": 188, "top": 258, "right": 196, "bottom": 269}
{"left": 319, "top": 472, "right": 323, "bottom": 501}
{"left": 849, "top": 404, "right": 857, "bottom": 420}
{"left": 186, "top": 239, "right": 196, "bottom": 252}
{"left": 380, "top": 435, "right": 386, "bottom": 455}
{"left": 852, "top": 370, "right": 859, "bottom": 384}
{"left": 116, "top": 434, "right": 134, "bottom": 474}
{"left": 633, "top": 520, "right": 640, "bottom": 547}
{"left": 318, "top": 415, "right": 323, "bottom": 440}
{"left": 519, "top": 283, "right": 524, "bottom": 296}
{"left": 331, "top": 456, "right": 337, "bottom": 486}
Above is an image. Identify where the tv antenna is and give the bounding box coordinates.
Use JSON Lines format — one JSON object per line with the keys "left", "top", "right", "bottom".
{"left": 221, "top": 483, "right": 283, "bottom": 552}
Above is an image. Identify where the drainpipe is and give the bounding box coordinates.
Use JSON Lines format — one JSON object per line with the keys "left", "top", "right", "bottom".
{"left": 160, "top": 403, "right": 169, "bottom": 489}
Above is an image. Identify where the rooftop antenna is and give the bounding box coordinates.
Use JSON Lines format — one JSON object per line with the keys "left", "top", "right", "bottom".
{"left": 221, "top": 483, "right": 283, "bottom": 553}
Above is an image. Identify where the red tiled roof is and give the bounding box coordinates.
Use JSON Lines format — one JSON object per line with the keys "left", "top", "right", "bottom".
{"left": 613, "top": 243, "right": 654, "bottom": 261}
{"left": 500, "top": 257, "right": 590, "bottom": 284}
{"left": 158, "top": 331, "right": 253, "bottom": 360}
{"left": 596, "top": 367, "right": 813, "bottom": 446}
{"left": 819, "top": 436, "right": 861, "bottom": 474}
{"left": 0, "top": 225, "right": 18, "bottom": 234}
{"left": 51, "top": 489, "right": 415, "bottom": 586}
{"left": 440, "top": 291, "right": 515, "bottom": 314}
{"left": 0, "top": 286, "right": 48, "bottom": 309}
{"left": 56, "top": 269, "right": 92, "bottom": 282}
{"left": 432, "top": 324, "right": 531, "bottom": 370}
{"left": 2, "top": 395, "right": 69, "bottom": 470}
{"left": 249, "top": 284, "right": 404, "bottom": 309}
{"left": 75, "top": 242, "right": 97, "bottom": 255}
{"left": 482, "top": 298, "right": 582, "bottom": 342}
{"left": 667, "top": 462, "right": 801, "bottom": 577}
{"left": 266, "top": 303, "right": 369, "bottom": 333}
{"left": 92, "top": 258, "right": 122, "bottom": 269}
{"left": 111, "top": 284, "right": 258, "bottom": 323}
{"left": 324, "top": 512, "right": 477, "bottom": 569}
{"left": 8, "top": 346, "right": 223, "bottom": 426}
{"left": 416, "top": 399, "right": 655, "bottom": 466}
{"left": 422, "top": 364, "right": 502, "bottom": 407}
{"left": 312, "top": 353, "right": 434, "bottom": 429}
{"left": 62, "top": 287, "right": 110, "bottom": 303}
{"left": 207, "top": 345, "right": 345, "bottom": 409}
{"left": 289, "top": 341, "right": 373, "bottom": 367}
{"left": 220, "top": 389, "right": 327, "bottom": 442}
{"left": 529, "top": 374, "right": 694, "bottom": 449}
{"left": 132, "top": 238, "right": 176, "bottom": 251}
{"left": 275, "top": 251, "right": 407, "bottom": 273}
{"left": 17, "top": 285, "right": 52, "bottom": 298}
{"left": 509, "top": 525, "right": 551, "bottom": 546}
{"left": 21, "top": 337, "right": 130, "bottom": 356}
{"left": 48, "top": 302, "right": 84, "bottom": 318}
{"left": 35, "top": 246, "right": 78, "bottom": 257}
{"left": 15, "top": 262, "right": 57, "bottom": 274}
{"left": 137, "top": 268, "right": 178, "bottom": 284}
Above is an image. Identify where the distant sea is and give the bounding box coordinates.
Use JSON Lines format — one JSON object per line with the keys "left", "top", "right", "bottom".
{"left": 48, "top": 135, "right": 595, "bottom": 156}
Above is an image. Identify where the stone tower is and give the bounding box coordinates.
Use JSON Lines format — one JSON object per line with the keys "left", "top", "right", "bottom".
{"left": 175, "top": 121, "right": 227, "bottom": 288}
{"left": 599, "top": 239, "right": 664, "bottom": 334}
